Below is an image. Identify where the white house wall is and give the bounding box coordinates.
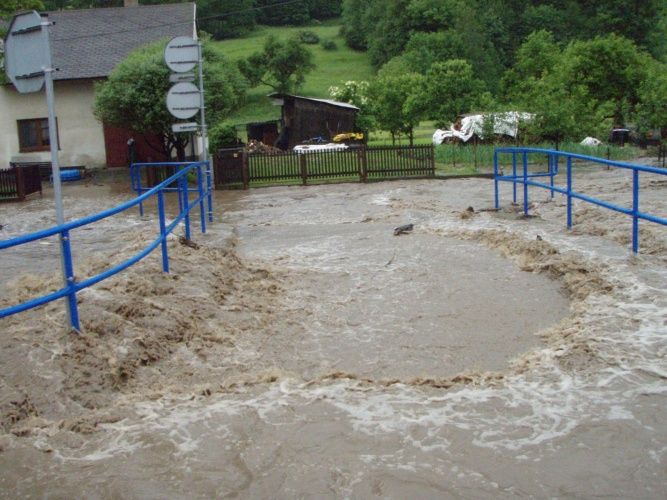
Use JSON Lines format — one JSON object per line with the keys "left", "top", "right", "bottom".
{"left": 0, "top": 80, "right": 106, "bottom": 168}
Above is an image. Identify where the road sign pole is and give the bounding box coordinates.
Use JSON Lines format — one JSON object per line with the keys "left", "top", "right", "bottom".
{"left": 42, "top": 21, "right": 79, "bottom": 331}
{"left": 197, "top": 41, "right": 213, "bottom": 222}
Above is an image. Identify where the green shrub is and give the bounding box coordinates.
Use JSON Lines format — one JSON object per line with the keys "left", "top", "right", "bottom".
{"left": 297, "top": 30, "right": 320, "bottom": 44}
{"left": 209, "top": 123, "right": 241, "bottom": 153}
{"left": 320, "top": 39, "right": 337, "bottom": 51}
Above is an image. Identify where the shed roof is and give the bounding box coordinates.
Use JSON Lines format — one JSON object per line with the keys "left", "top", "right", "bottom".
{"left": 268, "top": 93, "right": 360, "bottom": 111}
{"left": 42, "top": 3, "right": 195, "bottom": 81}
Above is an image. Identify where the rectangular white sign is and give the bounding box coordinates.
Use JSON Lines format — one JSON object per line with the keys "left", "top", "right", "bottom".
{"left": 172, "top": 122, "right": 199, "bottom": 133}
{"left": 169, "top": 72, "right": 195, "bottom": 83}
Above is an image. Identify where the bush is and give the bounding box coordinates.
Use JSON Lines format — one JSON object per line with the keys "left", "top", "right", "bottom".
{"left": 297, "top": 30, "right": 320, "bottom": 44}
{"left": 320, "top": 39, "right": 337, "bottom": 51}
{"left": 209, "top": 123, "right": 241, "bottom": 152}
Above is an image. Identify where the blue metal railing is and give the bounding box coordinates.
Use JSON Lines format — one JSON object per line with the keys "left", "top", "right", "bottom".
{"left": 493, "top": 148, "right": 667, "bottom": 253}
{"left": 0, "top": 161, "right": 212, "bottom": 331}
{"left": 131, "top": 161, "right": 213, "bottom": 225}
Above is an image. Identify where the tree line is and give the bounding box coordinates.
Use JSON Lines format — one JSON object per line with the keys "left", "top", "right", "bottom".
{"left": 337, "top": 0, "right": 666, "bottom": 145}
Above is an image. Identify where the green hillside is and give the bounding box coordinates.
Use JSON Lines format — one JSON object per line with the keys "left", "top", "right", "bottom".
{"left": 211, "top": 22, "right": 374, "bottom": 126}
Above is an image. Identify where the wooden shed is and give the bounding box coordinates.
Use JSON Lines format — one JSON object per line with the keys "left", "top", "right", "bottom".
{"left": 268, "top": 93, "right": 359, "bottom": 150}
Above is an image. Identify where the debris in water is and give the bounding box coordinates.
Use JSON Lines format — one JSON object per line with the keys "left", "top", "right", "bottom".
{"left": 178, "top": 236, "right": 200, "bottom": 249}
{"left": 394, "top": 223, "right": 414, "bottom": 236}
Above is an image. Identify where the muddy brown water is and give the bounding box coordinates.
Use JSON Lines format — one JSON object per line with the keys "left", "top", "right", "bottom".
{"left": 0, "top": 161, "right": 666, "bottom": 498}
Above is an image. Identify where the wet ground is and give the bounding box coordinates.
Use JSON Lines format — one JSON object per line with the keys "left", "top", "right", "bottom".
{"left": 0, "top": 159, "right": 666, "bottom": 498}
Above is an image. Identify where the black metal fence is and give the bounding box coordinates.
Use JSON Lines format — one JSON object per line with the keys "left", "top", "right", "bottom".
{"left": 214, "top": 145, "right": 435, "bottom": 189}
{"left": 0, "top": 165, "right": 42, "bottom": 202}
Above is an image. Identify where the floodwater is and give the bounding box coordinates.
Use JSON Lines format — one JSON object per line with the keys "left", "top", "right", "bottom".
{"left": 0, "top": 159, "right": 666, "bottom": 498}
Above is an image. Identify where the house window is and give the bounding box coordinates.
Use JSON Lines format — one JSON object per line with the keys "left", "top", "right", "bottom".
{"left": 17, "top": 118, "right": 59, "bottom": 152}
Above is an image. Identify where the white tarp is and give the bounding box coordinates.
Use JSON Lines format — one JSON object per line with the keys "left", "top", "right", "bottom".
{"left": 580, "top": 137, "right": 602, "bottom": 146}
{"left": 432, "top": 112, "right": 534, "bottom": 145}
{"left": 293, "top": 143, "right": 349, "bottom": 154}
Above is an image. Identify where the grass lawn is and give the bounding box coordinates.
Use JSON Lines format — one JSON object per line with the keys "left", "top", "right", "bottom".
{"left": 212, "top": 23, "right": 374, "bottom": 127}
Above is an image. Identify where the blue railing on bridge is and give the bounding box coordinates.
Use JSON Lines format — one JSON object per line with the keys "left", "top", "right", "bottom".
{"left": 131, "top": 161, "right": 213, "bottom": 223}
{"left": 0, "top": 161, "right": 212, "bottom": 331}
{"left": 493, "top": 148, "right": 667, "bottom": 253}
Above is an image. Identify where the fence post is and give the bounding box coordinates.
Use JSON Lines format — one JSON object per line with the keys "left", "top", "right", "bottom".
{"left": 632, "top": 169, "right": 639, "bottom": 253}
{"left": 549, "top": 154, "right": 555, "bottom": 199}
{"left": 523, "top": 151, "right": 529, "bottom": 216}
{"left": 15, "top": 166, "right": 25, "bottom": 201}
{"left": 429, "top": 145, "right": 435, "bottom": 177}
{"left": 60, "top": 229, "right": 80, "bottom": 331}
{"left": 197, "top": 164, "right": 206, "bottom": 234}
{"left": 493, "top": 150, "right": 499, "bottom": 209}
{"left": 206, "top": 160, "right": 213, "bottom": 223}
{"left": 157, "top": 190, "right": 169, "bottom": 273}
{"left": 242, "top": 151, "right": 249, "bottom": 190}
{"left": 360, "top": 146, "right": 368, "bottom": 182}
{"left": 300, "top": 154, "right": 308, "bottom": 185}
{"left": 566, "top": 157, "right": 573, "bottom": 229}
{"left": 180, "top": 171, "right": 191, "bottom": 241}
{"left": 512, "top": 151, "right": 517, "bottom": 204}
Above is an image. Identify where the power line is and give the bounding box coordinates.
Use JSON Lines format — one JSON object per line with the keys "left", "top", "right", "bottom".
{"left": 51, "top": 0, "right": 307, "bottom": 42}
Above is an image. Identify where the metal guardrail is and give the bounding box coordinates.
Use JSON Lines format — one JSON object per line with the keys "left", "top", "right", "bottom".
{"left": 493, "top": 148, "right": 667, "bottom": 253}
{"left": 0, "top": 161, "right": 212, "bottom": 331}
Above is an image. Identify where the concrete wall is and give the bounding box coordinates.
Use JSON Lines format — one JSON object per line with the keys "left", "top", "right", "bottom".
{"left": 0, "top": 79, "right": 107, "bottom": 169}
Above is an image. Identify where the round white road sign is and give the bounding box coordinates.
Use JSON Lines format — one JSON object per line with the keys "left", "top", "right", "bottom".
{"left": 164, "top": 36, "right": 199, "bottom": 73}
{"left": 166, "top": 82, "right": 201, "bottom": 120}
{"left": 4, "top": 11, "right": 48, "bottom": 94}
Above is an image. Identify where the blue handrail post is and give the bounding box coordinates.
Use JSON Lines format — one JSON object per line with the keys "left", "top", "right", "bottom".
{"left": 197, "top": 164, "right": 206, "bottom": 234}
{"left": 493, "top": 150, "right": 499, "bottom": 209}
{"left": 566, "top": 157, "right": 573, "bottom": 229}
{"left": 180, "top": 170, "right": 191, "bottom": 241}
{"left": 157, "top": 190, "right": 169, "bottom": 273}
{"left": 206, "top": 160, "right": 213, "bottom": 223}
{"left": 632, "top": 169, "right": 639, "bottom": 253}
{"left": 512, "top": 152, "right": 517, "bottom": 204}
{"left": 60, "top": 229, "right": 80, "bottom": 331}
{"left": 549, "top": 154, "right": 555, "bottom": 199}
{"left": 523, "top": 151, "right": 529, "bottom": 215}
{"left": 131, "top": 164, "right": 145, "bottom": 217}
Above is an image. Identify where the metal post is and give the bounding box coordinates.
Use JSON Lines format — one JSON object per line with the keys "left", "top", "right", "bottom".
{"left": 566, "top": 157, "right": 573, "bottom": 228}
{"left": 180, "top": 172, "right": 191, "bottom": 241}
{"left": 493, "top": 150, "right": 499, "bottom": 209}
{"left": 549, "top": 154, "right": 555, "bottom": 199}
{"left": 157, "top": 190, "right": 169, "bottom": 273}
{"left": 197, "top": 164, "right": 206, "bottom": 234}
{"left": 43, "top": 22, "right": 78, "bottom": 331}
{"left": 523, "top": 151, "right": 529, "bottom": 216}
{"left": 512, "top": 151, "right": 517, "bottom": 203}
{"left": 632, "top": 169, "right": 639, "bottom": 253}
{"left": 60, "top": 229, "right": 80, "bottom": 330}
{"left": 197, "top": 41, "right": 213, "bottom": 223}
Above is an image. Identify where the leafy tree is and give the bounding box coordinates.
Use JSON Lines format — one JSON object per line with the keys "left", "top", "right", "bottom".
{"left": 0, "top": 0, "right": 44, "bottom": 17}
{"left": 306, "top": 0, "right": 342, "bottom": 20}
{"left": 405, "top": 0, "right": 460, "bottom": 32}
{"left": 401, "top": 30, "right": 466, "bottom": 74}
{"left": 368, "top": 73, "right": 426, "bottom": 144}
{"left": 237, "top": 35, "right": 315, "bottom": 93}
{"left": 340, "top": 0, "right": 371, "bottom": 50}
{"left": 500, "top": 30, "right": 560, "bottom": 102}
{"left": 422, "top": 60, "right": 485, "bottom": 127}
{"left": 197, "top": 0, "right": 256, "bottom": 39}
{"left": 94, "top": 41, "right": 246, "bottom": 161}
{"left": 366, "top": 0, "right": 412, "bottom": 68}
{"left": 329, "top": 80, "right": 374, "bottom": 132}
{"left": 255, "top": 0, "right": 310, "bottom": 26}
{"left": 555, "top": 34, "right": 652, "bottom": 124}
{"left": 635, "top": 64, "right": 667, "bottom": 134}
